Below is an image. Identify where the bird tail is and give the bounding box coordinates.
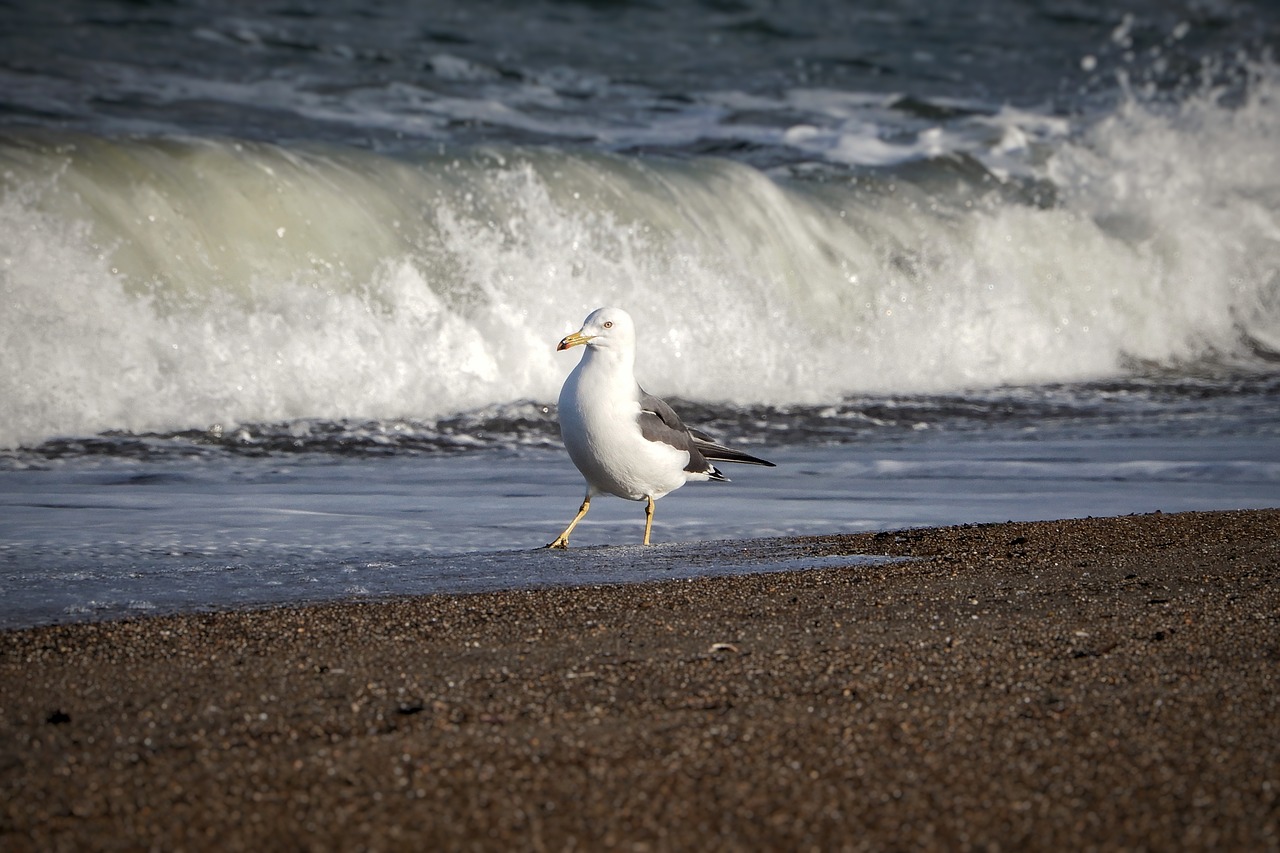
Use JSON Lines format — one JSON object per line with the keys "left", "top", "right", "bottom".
{"left": 690, "top": 430, "right": 776, "bottom": 468}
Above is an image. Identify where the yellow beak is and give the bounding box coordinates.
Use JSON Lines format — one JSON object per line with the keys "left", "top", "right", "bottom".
{"left": 557, "top": 330, "right": 593, "bottom": 351}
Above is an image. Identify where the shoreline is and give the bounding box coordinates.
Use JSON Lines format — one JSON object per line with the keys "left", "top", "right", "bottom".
{"left": 3, "top": 508, "right": 1278, "bottom": 850}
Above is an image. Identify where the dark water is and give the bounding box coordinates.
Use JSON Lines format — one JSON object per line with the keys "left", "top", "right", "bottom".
{"left": 4, "top": 1, "right": 1276, "bottom": 154}
{"left": 1, "top": 1, "right": 1277, "bottom": 627}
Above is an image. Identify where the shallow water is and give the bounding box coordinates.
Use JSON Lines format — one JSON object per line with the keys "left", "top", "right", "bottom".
{"left": 3, "top": 411, "right": 1276, "bottom": 629}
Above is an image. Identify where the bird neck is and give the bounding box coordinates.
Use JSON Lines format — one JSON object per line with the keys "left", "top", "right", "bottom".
{"left": 574, "top": 345, "right": 639, "bottom": 407}
{"left": 582, "top": 343, "right": 635, "bottom": 376}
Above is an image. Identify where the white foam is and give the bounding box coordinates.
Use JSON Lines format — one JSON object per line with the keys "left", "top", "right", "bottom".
{"left": 1, "top": 64, "right": 1278, "bottom": 448}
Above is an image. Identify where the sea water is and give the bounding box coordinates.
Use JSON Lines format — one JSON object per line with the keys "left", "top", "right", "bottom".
{"left": 1, "top": 1, "right": 1278, "bottom": 627}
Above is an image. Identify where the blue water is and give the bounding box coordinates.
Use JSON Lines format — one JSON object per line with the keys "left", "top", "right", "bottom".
{"left": 4, "top": 399, "right": 1276, "bottom": 629}
{"left": 1, "top": 1, "right": 1278, "bottom": 627}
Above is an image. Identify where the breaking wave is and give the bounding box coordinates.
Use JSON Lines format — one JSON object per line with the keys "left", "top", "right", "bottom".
{"left": 2, "top": 61, "right": 1278, "bottom": 449}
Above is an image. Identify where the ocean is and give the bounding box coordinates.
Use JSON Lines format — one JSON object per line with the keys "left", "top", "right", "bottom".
{"left": 2, "top": 0, "right": 1278, "bottom": 628}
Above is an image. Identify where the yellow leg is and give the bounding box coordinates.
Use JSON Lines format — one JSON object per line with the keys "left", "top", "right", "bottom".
{"left": 643, "top": 495, "right": 655, "bottom": 545}
{"left": 546, "top": 495, "right": 591, "bottom": 549}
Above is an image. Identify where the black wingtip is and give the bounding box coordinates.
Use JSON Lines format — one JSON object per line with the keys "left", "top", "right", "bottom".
{"left": 711, "top": 449, "right": 775, "bottom": 468}
{"left": 690, "top": 437, "right": 775, "bottom": 468}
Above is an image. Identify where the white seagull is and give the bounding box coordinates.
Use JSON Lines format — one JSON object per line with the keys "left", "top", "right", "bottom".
{"left": 547, "top": 307, "right": 774, "bottom": 548}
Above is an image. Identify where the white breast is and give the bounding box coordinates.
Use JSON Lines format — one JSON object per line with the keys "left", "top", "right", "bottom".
{"left": 558, "top": 351, "right": 691, "bottom": 501}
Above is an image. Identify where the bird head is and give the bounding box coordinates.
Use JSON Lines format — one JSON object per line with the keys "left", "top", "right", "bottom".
{"left": 557, "top": 307, "right": 635, "bottom": 352}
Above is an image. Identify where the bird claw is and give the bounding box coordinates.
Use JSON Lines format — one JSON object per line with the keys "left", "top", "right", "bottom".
{"left": 545, "top": 537, "right": 570, "bottom": 550}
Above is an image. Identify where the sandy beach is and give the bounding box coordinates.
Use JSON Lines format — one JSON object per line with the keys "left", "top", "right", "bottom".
{"left": 2, "top": 508, "right": 1277, "bottom": 851}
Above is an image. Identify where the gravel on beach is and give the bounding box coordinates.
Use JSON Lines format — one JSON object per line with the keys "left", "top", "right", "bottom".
{"left": 2, "top": 508, "right": 1278, "bottom": 851}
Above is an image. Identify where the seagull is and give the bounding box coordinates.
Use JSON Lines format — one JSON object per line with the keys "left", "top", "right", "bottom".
{"left": 547, "top": 307, "right": 774, "bottom": 548}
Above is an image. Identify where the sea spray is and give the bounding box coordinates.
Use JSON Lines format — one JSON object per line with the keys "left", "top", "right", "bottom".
{"left": 2, "top": 65, "right": 1278, "bottom": 449}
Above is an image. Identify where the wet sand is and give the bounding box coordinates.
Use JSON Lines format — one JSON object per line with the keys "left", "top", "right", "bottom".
{"left": 3, "top": 508, "right": 1278, "bottom": 851}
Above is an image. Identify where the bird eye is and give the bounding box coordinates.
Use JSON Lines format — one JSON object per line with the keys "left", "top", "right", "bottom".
{"left": 603, "top": 321, "right": 613, "bottom": 329}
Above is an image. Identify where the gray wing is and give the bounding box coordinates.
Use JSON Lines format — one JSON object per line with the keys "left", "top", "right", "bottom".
{"left": 637, "top": 387, "right": 775, "bottom": 474}
{"left": 637, "top": 388, "right": 712, "bottom": 475}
